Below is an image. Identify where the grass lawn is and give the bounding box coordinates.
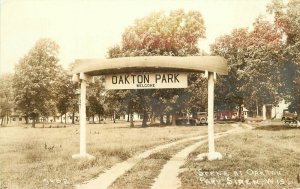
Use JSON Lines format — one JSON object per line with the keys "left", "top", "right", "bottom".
{"left": 180, "top": 123, "right": 300, "bottom": 189}
{"left": 0, "top": 121, "right": 230, "bottom": 189}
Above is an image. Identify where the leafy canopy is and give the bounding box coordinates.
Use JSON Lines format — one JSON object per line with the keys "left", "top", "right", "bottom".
{"left": 107, "top": 9, "right": 207, "bottom": 125}
{"left": 13, "top": 38, "right": 60, "bottom": 126}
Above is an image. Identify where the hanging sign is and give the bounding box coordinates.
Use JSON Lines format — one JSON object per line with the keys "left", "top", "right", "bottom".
{"left": 105, "top": 73, "right": 187, "bottom": 89}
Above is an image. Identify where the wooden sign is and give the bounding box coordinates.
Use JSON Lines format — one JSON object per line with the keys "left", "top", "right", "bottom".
{"left": 105, "top": 73, "right": 187, "bottom": 89}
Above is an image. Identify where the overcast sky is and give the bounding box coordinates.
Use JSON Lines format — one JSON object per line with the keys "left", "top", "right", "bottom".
{"left": 0, "top": 0, "right": 272, "bottom": 74}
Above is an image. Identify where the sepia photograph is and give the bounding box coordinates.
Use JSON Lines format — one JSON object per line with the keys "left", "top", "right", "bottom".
{"left": 0, "top": 0, "right": 299, "bottom": 188}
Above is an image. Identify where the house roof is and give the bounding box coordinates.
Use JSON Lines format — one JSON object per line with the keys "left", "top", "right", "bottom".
{"left": 71, "top": 56, "right": 228, "bottom": 76}
{"left": 243, "top": 107, "right": 249, "bottom": 112}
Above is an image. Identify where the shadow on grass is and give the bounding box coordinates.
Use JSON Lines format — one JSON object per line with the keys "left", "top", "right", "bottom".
{"left": 106, "top": 125, "right": 167, "bottom": 129}
{"left": 103, "top": 123, "right": 205, "bottom": 129}
{"left": 215, "top": 120, "right": 240, "bottom": 124}
{"left": 255, "top": 124, "right": 300, "bottom": 131}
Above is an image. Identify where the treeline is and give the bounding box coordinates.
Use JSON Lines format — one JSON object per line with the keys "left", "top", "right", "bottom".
{"left": 107, "top": 0, "right": 299, "bottom": 124}
{"left": 0, "top": 39, "right": 105, "bottom": 127}
{"left": 0, "top": 0, "right": 299, "bottom": 127}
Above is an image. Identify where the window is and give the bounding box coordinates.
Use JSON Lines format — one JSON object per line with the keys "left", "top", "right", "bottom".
{"left": 19, "top": 118, "right": 22, "bottom": 121}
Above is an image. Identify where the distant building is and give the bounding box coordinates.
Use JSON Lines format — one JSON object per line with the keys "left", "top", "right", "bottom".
{"left": 271, "top": 100, "right": 290, "bottom": 119}
{"left": 123, "top": 113, "right": 141, "bottom": 121}
{"left": 216, "top": 111, "right": 237, "bottom": 120}
{"left": 1, "top": 108, "right": 80, "bottom": 125}
{"left": 242, "top": 107, "right": 248, "bottom": 119}
{"left": 216, "top": 106, "right": 248, "bottom": 120}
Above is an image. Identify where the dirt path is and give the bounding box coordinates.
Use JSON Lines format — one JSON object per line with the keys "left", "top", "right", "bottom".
{"left": 151, "top": 139, "right": 209, "bottom": 189}
{"left": 75, "top": 135, "right": 207, "bottom": 189}
{"left": 76, "top": 124, "right": 242, "bottom": 189}
{"left": 242, "top": 123, "right": 255, "bottom": 129}
{"left": 151, "top": 125, "right": 246, "bottom": 189}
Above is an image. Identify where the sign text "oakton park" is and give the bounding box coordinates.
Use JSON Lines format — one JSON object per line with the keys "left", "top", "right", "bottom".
{"left": 105, "top": 73, "right": 187, "bottom": 89}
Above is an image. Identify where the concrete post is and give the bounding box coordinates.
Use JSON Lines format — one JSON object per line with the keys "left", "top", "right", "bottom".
{"left": 208, "top": 72, "right": 215, "bottom": 153}
{"left": 72, "top": 73, "right": 95, "bottom": 160}
{"left": 207, "top": 72, "right": 222, "bottom": 161}
{"left": 80, "top": 79, "right": 87, "bottom": 155}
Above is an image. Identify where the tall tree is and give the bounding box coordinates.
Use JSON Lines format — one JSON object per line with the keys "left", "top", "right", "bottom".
{"left": 87, "top": 77, "right": 105, "bottom": 123}
{"left": 55, "top": 70, "right": 79, "bottom": 124}
{"left": 243, "top": 18, "right": 283, "bottom": 112}
{"left": 211, "top": 28, "right": 250, "bottom": 116}
{"left": 107, "top": 9, "right": 207, "bottom": 126}
{"left": 211, "top": 17, "right": 283, "bottom": 117}
{"left": 267, "top": 0, "right": 300, "bottom": 113}
{"left": 13, "top": 38, "right": 60, "bottom": 127}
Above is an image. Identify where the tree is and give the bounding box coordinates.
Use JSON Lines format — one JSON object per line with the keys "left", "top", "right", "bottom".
{"left": 243, "top": 18, "right": 283, "bottom": 113}
{"left": 0, "top": 74, "right": 13, "bottom": 126}
{"left": 55, "top": 70, "right": 79, "bottom": 124}
{"left": 87, "top": 77, "right": 105, "bottom": 123}
{"left": 211, "top": 28, "right": 250, "bottom": 116}
{"left": 107, "top": 9, "right": 207, "bottom": 126}
{"left": 13, "top": 38, "right": 60, "bottom": 127}
{"left": 267, "top": 0, "right": 300, "bottom": 114}
{"left": 211, "top": 17, "right": 284, "bottom": 118}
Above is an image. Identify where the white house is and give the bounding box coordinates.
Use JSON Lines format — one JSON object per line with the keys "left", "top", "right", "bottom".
{"left": 123, "top": 113, "right": 141, "bottom": 121}
{"left": 271, "top": 100, "right": 290, "bottom": 119}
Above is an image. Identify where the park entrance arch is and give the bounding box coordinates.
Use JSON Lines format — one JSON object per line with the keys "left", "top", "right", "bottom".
{"left": 71, "top": 56, "right": 228, "bottom": 161}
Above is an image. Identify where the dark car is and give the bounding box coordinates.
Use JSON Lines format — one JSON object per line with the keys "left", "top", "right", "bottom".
{"left": 282, "top": 109, "right": 298, "bottom": 124}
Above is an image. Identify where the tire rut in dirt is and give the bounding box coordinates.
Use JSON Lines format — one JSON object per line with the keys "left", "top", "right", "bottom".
{"left": 108, "top": 140, "right": 198, "bottom": 189}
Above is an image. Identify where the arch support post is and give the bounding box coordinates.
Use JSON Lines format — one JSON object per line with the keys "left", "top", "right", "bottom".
{"left": 72, "top": 73, "right": 95, "bottom": 160}
{"left": 207, "top": 72, "right": 222, "bottom": 161}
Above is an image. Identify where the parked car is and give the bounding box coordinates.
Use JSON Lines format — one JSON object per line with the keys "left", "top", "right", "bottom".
{"left": 196, "top": 112, "right": 208, "bottom": 125}
{"left": 176, "top": 112, "right": 208, "bottom": 126}
{"left": 282, "top": 109, "right": 298, "bottom": 124}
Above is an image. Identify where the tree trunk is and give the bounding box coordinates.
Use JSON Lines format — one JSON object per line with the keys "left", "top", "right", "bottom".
{"left": 171, "top": 113, "right": 177, "bottom": 126}
{"left": 142, "top": 110, "right": 148, "bottom": 127}
{"left": 61, "top": 114, "right": 63, "bottom": 123}
{"left": 98, "top": 113, "right": 101, "bottom": 124}
{"left": 166, "top": 113, "right": 171, "bottom": 125}
{"left": 160, "top": 114, "right": 164, "bottom": 125}
{"left": 3, "top": 116, "right": 6, "bottom": 126}
{"left": 92, "top": 115, "right": 95, "bottom": 124}
{"left": 6, "top": 113, "right": 9, "bottom": 125}
{"left": 113, "top": 111, "right": 116, "bottom": 123}
{"left": 298, "top": 94, "right": 300, "bottom": 115}
{"left": 238, "top": 104, "right": 242, "bottom": 121}
{"left": 150, "top": 112, "right": 155, "bottom": 125}
{"left": 1, "top": 116, "right": 4, "bottom": 126}
{"left": 64, "top": 113, "right": 67, "bottom": 124}
{"left": 32, "top": 116, "right": 36, "bottom": 128}
{"left": 72, "top": 112, "right": 75, "bottom": 124}
{"left": 127, "top": 112, "right": 130, "bottom": 122}
{"left": 25, "top": 116, "right": 28, "bottom": 124}
{"left": 130, "top": 112, "right": 134, "bottom": 127}
{"left": 256, "top": 99, "right": 259, "bottom": 118}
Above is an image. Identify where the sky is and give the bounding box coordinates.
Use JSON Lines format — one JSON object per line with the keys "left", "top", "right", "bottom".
{"left": 0, "top": 0, "right": 273, "bottom": 74}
